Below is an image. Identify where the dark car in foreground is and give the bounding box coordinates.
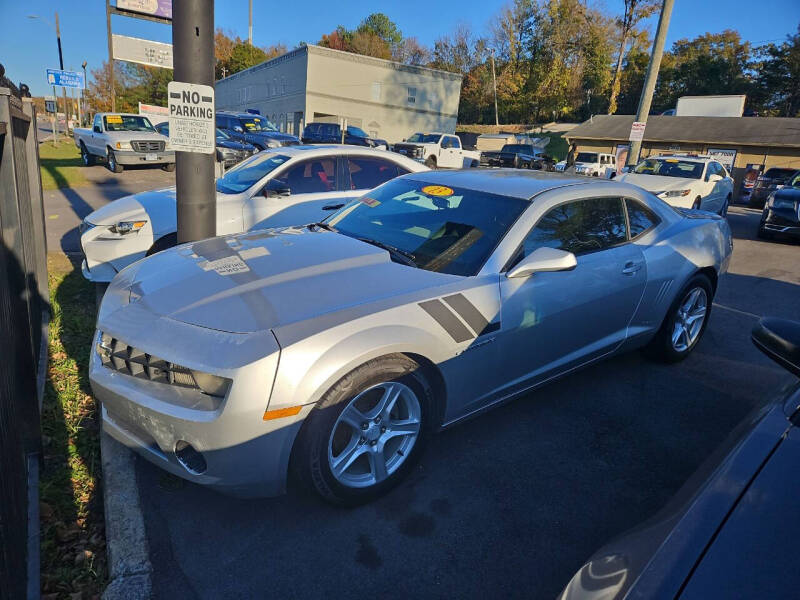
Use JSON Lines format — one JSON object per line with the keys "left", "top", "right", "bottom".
{"left": 155, "top": 122, "right": 256, "bottom": 168}
{"left": 480, "top": 143, "right": 555, "bottom": 170}
{"left": 748, "top": 167, "right": 798, "bottom": 208}
{"left": 758, "top": 171, "right": 800, "bottom": 241}
{"left": 301, "top": 122, "right": 389, "bottom": 150}
{"left": 215, "top": 111, "right": 299, "bottom": 150}
{"left": 560, "top": 317, "right": 800, "bottom": 600}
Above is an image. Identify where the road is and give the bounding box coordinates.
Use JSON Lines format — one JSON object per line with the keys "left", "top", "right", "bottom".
{"left": 132, "top": 206, "right": 800, "bottom": 599}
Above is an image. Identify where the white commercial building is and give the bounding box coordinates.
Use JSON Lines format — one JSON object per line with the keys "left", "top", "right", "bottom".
{"left": 215, "top": 44, "right": 463, "bottom": 143}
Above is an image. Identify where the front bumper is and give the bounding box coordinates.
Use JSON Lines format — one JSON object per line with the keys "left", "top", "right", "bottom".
{"left": 113, "top": 149, "right": 175, "bottom": 165}
{"left": 89, "top": 324, "right": 308, "bottom": 498}
{"left": 80, "top": 221, "right": 155, "bottom": 283}
{"left": 762, "top": 208, "right": 800, "bottom": 238}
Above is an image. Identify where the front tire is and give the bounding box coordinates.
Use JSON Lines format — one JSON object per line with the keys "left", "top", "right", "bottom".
{"left": 291, "top": 355, "right": 434, "bottom": 506}
{"left": 644, "top": 274, "right": 713, "bottom": 363}
{"left": 424, "top": 155, "right": 437, "bottom": 169}
{"left": 692, "top": 197, "right": 701, "bottom": 210}
{"left": 719, "top": 193, "right": 731, "bottom": 217}
{"left": 146, "top": 233, "right": 178, "bottom": 256}
{"left": 107, "top": 148, "right": 123, "bottom": 173}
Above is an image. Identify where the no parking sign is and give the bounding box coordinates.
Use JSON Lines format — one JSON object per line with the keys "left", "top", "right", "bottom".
{"left": 167, "top": 81, "right": 215, "bottom": 154}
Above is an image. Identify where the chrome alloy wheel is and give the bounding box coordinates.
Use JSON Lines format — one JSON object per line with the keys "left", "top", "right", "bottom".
{"left": 328, "top": 381, "right": 421, "bottom": 488}
{"left": 671, "top": 287, "right": 708, "bottom": 352}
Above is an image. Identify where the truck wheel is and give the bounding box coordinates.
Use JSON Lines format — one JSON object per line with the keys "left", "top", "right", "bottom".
{"left": 162, "top": 162, "right": 176, "bottom": 172}
{"left": 107, "top": 148, "right": 123, "bottom": 173}
{"left": 470, "top": 160, "right": 479, "bottom": 168}
{"left": 80, "top": 142, "right": 95, "bottom": 166}
{"left": 425, "top": 156, "right": 437, "bottom": 169}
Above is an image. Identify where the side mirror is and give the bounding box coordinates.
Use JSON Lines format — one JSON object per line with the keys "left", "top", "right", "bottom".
{"left": 752, "top": 317, "right": 800, "bottom": 378}
{"left": 93, "top": 125, "right": 101, "bottom": 133}
{"left": 234, "top": 126, "right": 244, "bottom": 133}
{"left": 706, "top": 173, "right": 722, "bottom": 183}
{"left": 507, "top": 247, "right": 577, "bottom": 279}
{"left": 263, "top": 180, "right": 291, "bottom": 198}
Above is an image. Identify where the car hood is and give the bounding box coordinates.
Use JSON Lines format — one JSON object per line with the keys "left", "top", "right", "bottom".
{"left": 217, "top": 139, "right": 253, "bottom": 150}
{"left": 619, "top": 173, "right": 698, "bottom": 193}
{"left": 86, "top": 187, "right": 177, "bottom": 226}
{"left": 248, "top": 131, "right": 298, "bottom": 143}
{"left": 113, "top": 228, "right": 460, "bottom": 334}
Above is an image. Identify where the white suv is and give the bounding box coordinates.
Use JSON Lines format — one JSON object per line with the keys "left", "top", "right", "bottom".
{"left": 619, "top": 155, "right": 734, "bottom": 215}
{"left": 572, "top": 152, "right": 617, "bottom": 178}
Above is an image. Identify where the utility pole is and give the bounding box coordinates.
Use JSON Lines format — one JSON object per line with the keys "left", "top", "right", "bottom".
{"left": 81, "top": 61, "right": 87, "bottom": 126}
{"left": 173, "top": 0, "right": 216, "bottom": 243}
{"left": 54, "top": 12, "right": 68, "bottom": 133}
{"left": 248, "top": 0, "right": 253, "bottom": 46}
{"left": 490, "top": 49, "right": 499, "bottom": 127}
{"left": 626, "top": 0, "right": 674, "bottom": 168}
{"left": 106, "top": 0, "right": 115, "bottom": 112}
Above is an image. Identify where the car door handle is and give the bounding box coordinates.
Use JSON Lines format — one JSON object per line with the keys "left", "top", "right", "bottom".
{"left": 322, "top": 203, "right": 345, "bottom": 211}
{"left": 622, "top": 261, "right": 642, "bottom": 275}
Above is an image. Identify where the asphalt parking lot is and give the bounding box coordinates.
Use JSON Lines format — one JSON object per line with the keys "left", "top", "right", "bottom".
{"left": 127, "top": 204, "right": 800, "bottom": 599}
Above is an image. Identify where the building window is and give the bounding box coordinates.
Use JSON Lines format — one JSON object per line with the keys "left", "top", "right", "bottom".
{"left": 407, "top": 87, "right": 416, "bottom": 104}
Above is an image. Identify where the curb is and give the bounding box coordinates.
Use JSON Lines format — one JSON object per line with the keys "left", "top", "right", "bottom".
{"left": 100, "top": 432, "right": 153, "bottom": 600}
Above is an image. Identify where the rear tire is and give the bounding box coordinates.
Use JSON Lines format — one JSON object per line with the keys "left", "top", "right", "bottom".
{"left": 291, "top": 355, "right": 434, "bottom": 506}
{"left": 80, "top": 142, "right": 95, "bottom": 166}
{"left": 107, "top": 148, "right": 123, "bottom": 173}
{"left": 644, "top": 274, "right": 713, "bottom": 363}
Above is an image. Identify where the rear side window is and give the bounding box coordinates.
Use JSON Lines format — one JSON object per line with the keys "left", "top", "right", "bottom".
{"left": 276, "top": 158, "right": 337, "bottom": 194}
{"left": 764, "top": 168, "right": 796, "bottom": 180}
{"left": 346, "top": 157, "right": 406, "bottom": 190}
{"left": 520, "top": 197, "right": 627, "bottom": 257}
{"left": 625, "top": 199, "right": 660, "bottom": 238}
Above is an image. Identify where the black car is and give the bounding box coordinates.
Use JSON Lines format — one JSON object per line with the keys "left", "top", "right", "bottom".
{"left": 758, "top": 172, "right": 800, "bottom": 241}
{"left": 215, "top": 111, "right": 299, "bottom": 150}
{"left": 479, "top": 144, "right": 555, "bottom": 170}
{"left": 748, "top": 167, "right": 798, "bottom": 208}
{"left": 560, "top": 316, "right": 800, "bottom": 600}
{"left": 155, "top": 122, "right": 257, "bottom": 168}
{"left": 301, "top": 122, "right": 388, "bottom": 149}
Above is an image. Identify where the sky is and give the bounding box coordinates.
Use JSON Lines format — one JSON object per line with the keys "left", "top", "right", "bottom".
{"left": 1, "top": 0, "right": 798, "bottom": 97}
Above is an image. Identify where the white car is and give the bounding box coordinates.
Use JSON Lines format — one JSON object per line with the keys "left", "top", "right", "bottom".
{"left": 80, "top": 146, "right": 427, "bottom": 283}
{"left": 619, "top": 155, "right": 734, "bottom": 214}
{"left": 572, "top": 152, "right": 617, "bottom": 178}
{"left": 392, "top": 133, "right": 481, "bottom": 169}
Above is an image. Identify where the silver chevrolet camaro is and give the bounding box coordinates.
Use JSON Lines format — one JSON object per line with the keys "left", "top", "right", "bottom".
{"left": 90, "top": 170, "right": 733, "bottom": 505}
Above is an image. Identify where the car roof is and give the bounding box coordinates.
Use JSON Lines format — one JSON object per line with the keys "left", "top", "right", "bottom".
{"left": 217, "top": 111, "right": 267, "bottom": 118}
{"left": 651, "top": 154, "right": 712, "bottom": 162}
{"left": 402, "top": 169, "right": 605, "bottom": 200}
{"left": 258, "top": 144, "right": 425, "bottom": 165}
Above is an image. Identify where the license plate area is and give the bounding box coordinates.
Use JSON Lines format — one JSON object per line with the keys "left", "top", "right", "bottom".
{"left": 145, "top": 153, "right": 158, "bottom": 161}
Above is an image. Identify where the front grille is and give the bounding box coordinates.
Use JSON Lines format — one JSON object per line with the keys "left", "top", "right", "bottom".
{"left": 131, "top": 140, "right": 165, "bottom": 152}
{"left": 97, "top": 333, "right": 201, "bottom": 390}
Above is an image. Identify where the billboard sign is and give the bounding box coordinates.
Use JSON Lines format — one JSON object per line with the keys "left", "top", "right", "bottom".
{"left": 707, "top": 148, "right": 737, "bottom": 173}
{"left": 138, "top": 102, "right": 169, "bottom": 126}
{"left": 116, "top": 0, "right": 172, "bottom": 19}
{"left": 112, "top": 34, "right": 173, "bottom": 69}
{"left": 46, "top": 69, "right": 85, "bottom": 89}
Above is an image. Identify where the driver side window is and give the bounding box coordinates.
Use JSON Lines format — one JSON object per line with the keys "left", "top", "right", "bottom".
{"left": 516, "top": 197, "right": 628, "bottom": 262}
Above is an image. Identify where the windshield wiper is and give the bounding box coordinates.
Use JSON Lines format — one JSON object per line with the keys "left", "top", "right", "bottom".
{"left": 354, "top": 237, "right": 417, "bottom": 267}
{"left": 307, "top": 221, "right": 335, "bottom": 232}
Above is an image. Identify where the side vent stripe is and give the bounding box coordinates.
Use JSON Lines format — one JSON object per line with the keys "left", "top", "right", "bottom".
{"left": 419, "top": 299, "right": 474, "bottom": 343}
{"left": 443, "top": 293, "right": 489, "bottom": 336}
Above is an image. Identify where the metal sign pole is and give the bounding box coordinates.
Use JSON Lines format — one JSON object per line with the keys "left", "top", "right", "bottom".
{"left": 173, "top": 0, "right": 215, "bottom": 243}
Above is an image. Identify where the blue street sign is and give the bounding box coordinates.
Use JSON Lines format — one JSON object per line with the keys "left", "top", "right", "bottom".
{"left": 46, "top": 69, "right": 85, "bottom": 89}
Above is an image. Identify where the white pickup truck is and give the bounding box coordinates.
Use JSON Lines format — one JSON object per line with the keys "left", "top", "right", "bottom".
{"left": 74, "top": 113, "right": 175, "bottom": 173}
{"left": 392, "top": 132, "right": 481, "bottom": 169}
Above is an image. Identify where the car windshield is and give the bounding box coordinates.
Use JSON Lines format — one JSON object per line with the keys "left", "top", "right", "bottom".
{"left": 763, "top": 168, "right": 797, "bottom": 180}
{"left": 576, "top": 152, "right": 598, "bottom": 163}
{"left": 215, "top": 153, "right": 290, "bottom": 194}
{"left": 347, "top": 125, "right": 369, "bottom": 138}
{"left": 502, "top": 145, "right": 533, "bottom": 153}
{"left": 327, "top": 179, "right": 528, "bottom": 276}
{"left": 216, "top": 127, "right": 230, "bottom": 140}
{"left": 406, "top": 133, "right": 442, "bottom": 144}
{"left": 239, "top": 116, "right": 278, "bottom": 132}
{"left": 791, "top": 173, "right": 800, "bottom": 188}
{"left": 634, "top": 158, "right": 704, "bottom": 179}
{"left": 103, "top": 115, "right": 155, "bottom": 132}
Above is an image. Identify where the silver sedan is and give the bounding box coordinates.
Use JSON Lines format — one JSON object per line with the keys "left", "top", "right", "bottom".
{"left": 89, "top": 170, "right": 733, "bottom": 504}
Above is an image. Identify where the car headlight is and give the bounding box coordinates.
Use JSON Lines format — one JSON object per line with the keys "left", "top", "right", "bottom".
{"left": 164, "top": 140, "right": 172, "bottom": 150}
{"left": 110, "top": 220, "right": 147, "bottom": 234}
{"left": 266, "top": 140, "right": 281, "bottom": 148}
{"left": 663, "top": 189, "right": 692, "bottom": 198}
{"left": 115, "top": 141, "right": 132, "bottom": 150}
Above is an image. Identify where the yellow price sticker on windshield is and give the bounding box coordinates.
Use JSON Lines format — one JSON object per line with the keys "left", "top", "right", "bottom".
{"left": 106, "top": 115, "right": 123, "bottom": 123}
{"left": 665, "top": 158, "right": 679, "bottom": 163}
{"left": 244, "top": 122, "right": 256, "bottom": 129}
{"left": 421, "top": 185, "right": 454, "bottom": 197}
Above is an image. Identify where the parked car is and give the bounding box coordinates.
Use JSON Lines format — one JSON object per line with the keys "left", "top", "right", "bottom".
{"left": 90, "top": 170, "right": 732, "bottom": 504}
{"left": 74, "top": 113, "right": 175, "bottom": 173}
{"left": 555, "top": 160, "right": 567, "bottom": 172}
{"left": 215, "top": 111, "right": 299, "bottom": 150}
{"left": 79, "top": 146, "right": 426, "bottom": 283}
{"left": 155, "top": 122, "right": 257, "bottom": 168}
{"left": 393, "top": 132, "right": 481, "bottom": 168}
{"left": 301, "top": 123, "right": 389, "bottom": 150}
{"left": 619, "top": 155, "right": 733, "bottom": 215}
{"left": 571, "top": 151, "right": 617, "bottom": 178}
{"left": 758, "top": 171, "right": 800, "bottom": 240}
{"left": 748, "top": 167, "right": 799, "bottom": 208}
{"left": 559, "top": 316, "right": 800, "bottom": 600}
{"left": 480, "top": 143, "right": 555, "bottom": 170}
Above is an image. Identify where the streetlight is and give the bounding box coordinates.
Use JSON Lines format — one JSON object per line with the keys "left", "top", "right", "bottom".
{"left": 28, "top": 13, "right": 68, "bottom": 134}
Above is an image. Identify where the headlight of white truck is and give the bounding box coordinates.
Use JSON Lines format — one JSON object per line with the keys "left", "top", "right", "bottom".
{"left": 115, "top": 141, "right": 132, "bottom": 150}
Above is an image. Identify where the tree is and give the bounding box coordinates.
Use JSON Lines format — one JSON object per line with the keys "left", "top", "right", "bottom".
{"left": 607, "top": 0, "right": 659, "bottom": 114}
{"left": 393, "top": 37, "right": 430, "bottom": 65}
{"left": 357, "top": 13, "right": 402, "bottom": 47}
{"left": 349, "top": 31, "right": 392, "bottom": 60}
{"left": 755, "top": 26, "right": 800, "bottom": 116}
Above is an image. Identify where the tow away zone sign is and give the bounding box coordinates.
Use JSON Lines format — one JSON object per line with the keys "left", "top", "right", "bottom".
{"left": 167, "top": 81, "right": 215, "bottom": 153}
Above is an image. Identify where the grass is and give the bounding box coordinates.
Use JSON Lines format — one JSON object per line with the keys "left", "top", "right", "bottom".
{"left": 40, "top": 253, "right": 107, "bottom": 599}
{"left": 39, "top": 141, "right": 87, "bottom": 191}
